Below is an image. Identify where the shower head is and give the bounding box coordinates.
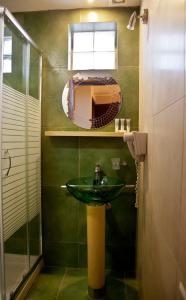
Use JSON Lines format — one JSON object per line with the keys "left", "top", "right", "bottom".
{"left": 127, "top": 11, "right": 137, "bottom": 30}
{"left": 127, "top": 9, "right": 148, "bottom": 30}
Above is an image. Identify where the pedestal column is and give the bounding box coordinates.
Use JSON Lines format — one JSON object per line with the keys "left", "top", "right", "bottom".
{"left": 87, "top": 205, "right": 105, "bottom": 299}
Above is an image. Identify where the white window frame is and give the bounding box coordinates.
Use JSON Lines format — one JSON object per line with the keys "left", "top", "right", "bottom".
{"left": 68, "top": 22, "right": 118, "bottom": 71}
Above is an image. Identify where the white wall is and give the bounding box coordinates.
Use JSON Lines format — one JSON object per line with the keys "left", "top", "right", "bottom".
{"left": 139, "top": 1, "right": 186, "bottom": 299}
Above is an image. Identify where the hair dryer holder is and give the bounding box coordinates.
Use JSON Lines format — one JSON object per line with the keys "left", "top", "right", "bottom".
{"left": 123, "top": 131, "right": 147, "bottom": 162}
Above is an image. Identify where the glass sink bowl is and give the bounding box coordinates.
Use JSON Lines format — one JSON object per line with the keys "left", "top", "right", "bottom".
{"left": 66, "top": 176, "right": 125, "bottom": 206}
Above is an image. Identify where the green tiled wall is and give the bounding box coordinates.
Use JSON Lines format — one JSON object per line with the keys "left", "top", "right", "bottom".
{"left": 15, "top": 7, "right": 139, "bottom": 273}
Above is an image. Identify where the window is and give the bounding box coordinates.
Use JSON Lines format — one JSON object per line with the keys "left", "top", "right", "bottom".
{"left": 3, "top": 36, "right": 12, "bottom": 73}
{"left": 68, "top": 22, "right": 117, "bottom": 70}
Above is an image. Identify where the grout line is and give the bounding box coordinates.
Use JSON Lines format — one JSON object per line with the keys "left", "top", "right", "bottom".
{"left": 153, "top": 96, "right": 185, "bottom": 118}
{"left": 77, "top": 241, "right": 80, "bottom": 268}
{"left": 55, "top": 268, "right": 68, "bottom": 300}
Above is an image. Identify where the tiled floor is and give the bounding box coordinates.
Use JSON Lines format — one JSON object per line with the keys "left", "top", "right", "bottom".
{"left": 26, "top": 267, "right": 139, "bottom": 300}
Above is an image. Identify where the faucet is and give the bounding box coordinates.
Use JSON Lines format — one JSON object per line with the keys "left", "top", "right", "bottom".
{"left": 93, "top": 164, "right": 104, "bottom": 185}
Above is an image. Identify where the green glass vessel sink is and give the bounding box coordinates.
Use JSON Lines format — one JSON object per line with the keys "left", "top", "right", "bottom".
{"left": 66, "top": 176, "right": 125, "bottom": 206}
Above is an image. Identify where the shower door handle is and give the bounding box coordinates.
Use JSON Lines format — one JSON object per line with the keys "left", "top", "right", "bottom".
{"left": 4, "top": 149, "right": 12, "bottom": 177}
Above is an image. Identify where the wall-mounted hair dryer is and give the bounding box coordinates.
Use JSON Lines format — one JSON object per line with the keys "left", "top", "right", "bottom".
{"left": 123, "top": 132, "right": 147, "bottom": 162}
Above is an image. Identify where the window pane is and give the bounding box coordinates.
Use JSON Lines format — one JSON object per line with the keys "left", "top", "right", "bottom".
{"left": 73, "top": 32, "right": 94, "bottom": 52}
{"left": 3, "top": 22, "right": 26, "bottom": 92}
{"left": 94, "top": 52, "right": 115, "bottom": 69}
{"left": 94, "top": 31, "right": 115, "bottom": 52}
{"left": 3, "top": 57, "right": 12, "bottom": 73}
{"left": 4, "top": 37, "right": 12, "bottom": 55}
{"left": 73, "top": 52, "right": 94, "bottom": 70}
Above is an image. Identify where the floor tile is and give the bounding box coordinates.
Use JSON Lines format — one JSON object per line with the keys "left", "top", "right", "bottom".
{"left": 57, "top": 268, "right": 88, "bottom": 300}
{"left": 105, "top": 275, "right": 127, "bottom": 300}
{"left": 26, "top": 267, "right": 65, "bottom": 300}
{"left": 124, "top": 279, "right": 139, "bottom": 300}
{"left": 57, "top": 268, "right": 127, "bottom": 300}
{"left": 26, "top": 267, "right": 139, "bottom": 300}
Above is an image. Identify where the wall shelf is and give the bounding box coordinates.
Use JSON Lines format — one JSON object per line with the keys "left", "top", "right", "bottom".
{"left": 45, "top": 131, "right": 124, "bottom": 137}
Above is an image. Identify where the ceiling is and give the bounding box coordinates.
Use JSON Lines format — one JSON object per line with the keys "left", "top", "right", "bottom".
{"left": 0, "top": 0, "right": 140, "bottom": 13}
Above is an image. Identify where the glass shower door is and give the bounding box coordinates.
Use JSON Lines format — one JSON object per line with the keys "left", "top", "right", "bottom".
{"left": 2, "top": 21, "right": 28, "bottom": 299}
{"left": 0, "top": 8, "right": 42, "bottom": 299}
{"left": 27, "top": 45, "right": 42, "bottom": 268}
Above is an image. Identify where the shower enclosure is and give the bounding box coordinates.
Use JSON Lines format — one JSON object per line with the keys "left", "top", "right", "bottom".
{"left": 0, "top": 8, "right": 42, "bottom": 300}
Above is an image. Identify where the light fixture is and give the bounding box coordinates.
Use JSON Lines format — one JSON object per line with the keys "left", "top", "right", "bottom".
{"left": 87, "top": 12, "right": 98, "bottom": 22}
{"left": 88, "top": 0, "right": 94, "bottom": 3}
{"left": 112, "top": 0, "right": 125, "bottom": 3}
{"left": 126, "top": 9, "right": 148, "bottom": 30}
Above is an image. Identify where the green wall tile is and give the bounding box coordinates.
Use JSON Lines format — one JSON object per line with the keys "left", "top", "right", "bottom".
{"left": 78, "top": 244, "right": 87, "bottom": 268}
{"left": 42, "top": 68, "right": 74, "bottom": 100}
{"left": 42, "top": 187, "right": 78, "bottom": 243}
{"left": 77, "top": 203, "right": 87, "bottom": 244}
{"left": 110, "top": 67, "right": 139, "bottom": 130}
{"left": 42, "top": 137, "right": 79, "bottom": 186}
{"left": 42, "top": 99, "right": 78, "bottom": 130}
{"left": 43, "top": 242, "right": 78, "bottom": 267}
{"left": 106, "top": 193, "right": 137, "bottom": 246}
{"left": 79, "top": 137, "right": 136, "bottom": 183}
{"left": 106, "top": 245, "right": 136, "bottom": 275}
{"left": 17, "top": 7, "right": 139, "bottom": 270}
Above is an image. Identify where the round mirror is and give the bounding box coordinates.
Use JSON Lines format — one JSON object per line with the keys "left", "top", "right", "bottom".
{"left": 62, "top": 73, "right": 122, "bottom": 129}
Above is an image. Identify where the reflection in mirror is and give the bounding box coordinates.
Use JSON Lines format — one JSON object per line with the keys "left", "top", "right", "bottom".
{"left": 62, "top": 73, "right": 122, "bottom": 129}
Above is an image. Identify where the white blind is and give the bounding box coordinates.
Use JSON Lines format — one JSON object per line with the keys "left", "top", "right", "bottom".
{"left": 2, "top": 84, "right": 41, "bottom": 241}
